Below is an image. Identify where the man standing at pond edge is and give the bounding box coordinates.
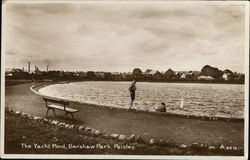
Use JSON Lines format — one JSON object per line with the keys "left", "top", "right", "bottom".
{"left": 129, "top": 79, "right": 137, "bottom": 109}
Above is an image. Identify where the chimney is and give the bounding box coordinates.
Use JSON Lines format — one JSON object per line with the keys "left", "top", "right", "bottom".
{"left": 47, "top": 64, "right": 49, "bottom": 72}
{"left": 28, "top": 61, "right": 30, "bottom": 72}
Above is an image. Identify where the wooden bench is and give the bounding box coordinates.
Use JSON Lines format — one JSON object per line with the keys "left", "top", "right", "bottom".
{"left": 43, "top": 96, "right": 79, "bottom": 119}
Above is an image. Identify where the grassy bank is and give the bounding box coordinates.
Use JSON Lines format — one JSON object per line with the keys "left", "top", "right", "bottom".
{"left": 5, "top": 80, "right": 32, "bottom": 87}
{"left": 5, "top": 79, "right": 55, "bottom": 87}
{"left": 4, "top": 111, "right": 243, "bottom": 156}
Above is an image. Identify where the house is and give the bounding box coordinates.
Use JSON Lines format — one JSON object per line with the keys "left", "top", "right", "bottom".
{"left": 6, "top": 68, "right": 29, "bottom": 79}
{"left": 77, "top": 72, "right": 86, "bottom": 79}
{"left": 5, "top": 72, "right": 13, "bottom": 78}
{"left": 122, "top": 72, "right": 133, "bottom": 80}
{"left": 185, "top": 71, "right": 196, "bottom": 79}
{"left": 222, "top": 73, "right": 229, "bottom": 81}
{"left": 12, "top": 68, "right": 25, "bottom": 73}
{"left": 34, "top": 70, "right": 43, "bottom": 75}
{"left": 111, "top": 72, "right": 122, "bottom": 80}
{"left": 197, "top": 76, "right": 214, "bottom": 80}
{"left": 222, "top": 69, "right": 233, "bottom": 81}
{"left": 95, "top": 72, "right": 105, "bottom": 79}
{"left": 146, "top": 70, "right": 163, "bottom": 80}
{"left": 180, "top": 73, "right": 186, "bottom": 79}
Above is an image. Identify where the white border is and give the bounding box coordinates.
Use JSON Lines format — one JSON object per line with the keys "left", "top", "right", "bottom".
{"left": 243, "top": 1, "right": 249, "bottom": 158}
{"left": 1, "top": 0, "right": 6, "bottom": 158}
{"left": 1, "top": 0, "right": 250, "bottom": 4}
{"left": 1, "top": 1, "right": 249, "bottom": 160}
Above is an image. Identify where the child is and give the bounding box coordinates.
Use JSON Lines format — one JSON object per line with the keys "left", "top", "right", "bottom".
{"left": 155, "top": 102, "right": 166, "bottom": 112}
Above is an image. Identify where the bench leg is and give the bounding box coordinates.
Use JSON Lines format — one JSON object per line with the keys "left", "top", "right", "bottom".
{"left": 64, "top": 112, "right": 68, "bottom": 120}
{"left": 52, "top": 109, "right": 56, "bottom": 117}
{"left": 45, "top": 108, "right": 49, "bottom": 117}
{"left": 71, "top": 113, "right": 74, "bottom": 119}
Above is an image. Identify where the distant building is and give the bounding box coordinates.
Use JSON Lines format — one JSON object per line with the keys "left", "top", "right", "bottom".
{"left": 95, "top": 72, "right": 105, "bottom": 79}
{"left": 185, "top": 71, "right": 195, "bottom": 79}
{"left": 5, "top": 68, "right": 29, "bottom": 79}
{"left": 111, "top": 72, "right": 122, "bottom": 80}
{"left": 180, "top": 73, "right": 186, "bottom": 79}
{"left": 145, "top": 69, "right": 153, "bottom": 74}
{"left": 222, "top": 73, "right": 229, "bottom": 81}
{"left": 197, "top": 76, "right": 214, "bottom": 80}
{"left": 146, "top": 70, "right": 162, "bottom": 80}
{"left": 222, "top": 69, "right": 233, "bottom": 81}
{"left": 122, "top": 72, "right": 133, "bottom": 80}
{"left": 77, "top": 72, "right": 86, "bottom": 79}
{"left": 5, "top": 72, "right": 13, "bottom": 77}
{"left": 12, "top": 68, "right": 25, "bottom": 73}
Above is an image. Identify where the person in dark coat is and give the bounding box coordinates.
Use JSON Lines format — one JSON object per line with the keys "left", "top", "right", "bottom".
{"left": 155, "top": 102, "right": 166, "bottom": 112}
{"left": 129, "top": 79, "right": 137, "bottom": 109}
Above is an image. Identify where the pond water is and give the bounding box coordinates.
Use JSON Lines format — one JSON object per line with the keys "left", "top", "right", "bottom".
{"left": 39, "top": 81, "right": 244, "bottom": 118}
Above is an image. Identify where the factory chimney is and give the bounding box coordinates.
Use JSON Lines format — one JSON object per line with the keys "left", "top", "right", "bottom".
{"left": 28, "top": 61, "right": 30, "bottom": 73}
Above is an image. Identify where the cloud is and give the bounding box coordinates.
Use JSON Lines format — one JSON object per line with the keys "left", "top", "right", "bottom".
{"left": 4, "top": 2, "right": 246, "bottom": 73}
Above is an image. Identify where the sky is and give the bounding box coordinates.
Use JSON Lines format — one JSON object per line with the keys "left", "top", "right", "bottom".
{"left": 4, "top": 2, "right": 246, "bottom": 73}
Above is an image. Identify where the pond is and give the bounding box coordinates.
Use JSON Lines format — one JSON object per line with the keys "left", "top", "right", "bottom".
{"left": 39, "top": 81, "right": 244, "bottom": 118}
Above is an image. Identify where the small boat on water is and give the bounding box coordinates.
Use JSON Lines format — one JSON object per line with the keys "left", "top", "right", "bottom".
{"left": 180, "top": 98, "right": 184, "bottom": 109}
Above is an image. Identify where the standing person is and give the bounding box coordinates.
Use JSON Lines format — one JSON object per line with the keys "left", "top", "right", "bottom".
{"left": 31, "top": 77, "right": 35, "bottom": 84}
{"left": 129, "top": 79, "right": 137, "bottom": 109}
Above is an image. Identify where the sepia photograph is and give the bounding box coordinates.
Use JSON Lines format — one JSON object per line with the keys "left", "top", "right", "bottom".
{"left": 1, "top": 0, "right": 249, "bottom": 159}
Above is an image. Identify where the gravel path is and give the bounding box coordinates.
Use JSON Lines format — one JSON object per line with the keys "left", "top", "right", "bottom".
{"left": 5, "top": 83, "right": 244, "bottom": 147}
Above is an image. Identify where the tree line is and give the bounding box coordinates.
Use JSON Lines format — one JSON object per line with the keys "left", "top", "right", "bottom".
{"left": 5, "top": 65, "right": 244, "bottom": 84}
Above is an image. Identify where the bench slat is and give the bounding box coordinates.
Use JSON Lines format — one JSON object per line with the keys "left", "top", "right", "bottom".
{"left": 43, "top": 97, "right": 70, "bottom": 105}
{"left": 47, "top": 104, "right": 79, "bottom": 113}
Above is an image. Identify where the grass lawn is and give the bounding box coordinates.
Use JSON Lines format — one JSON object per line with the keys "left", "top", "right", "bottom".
{"left": 4, "top": 111, "right": 243, "bottom": 156}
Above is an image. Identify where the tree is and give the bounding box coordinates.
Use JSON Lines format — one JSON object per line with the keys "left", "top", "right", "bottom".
{"left": 132, "top": 68, "right": 142, "bottom": 80}
{"left": 223, "top": 69, "right": 233, "bottom": 74}
{"left": 164, "top": 68, "right": 175, "bottom": 80}
{"left": 104, "top": 72, "right": 112, "bottom": 80}
{"left": 201, "top": 65, "right": 223, "bottom": 79}
{"left": 86, "top": 71, "right": 97, "bottom": 80}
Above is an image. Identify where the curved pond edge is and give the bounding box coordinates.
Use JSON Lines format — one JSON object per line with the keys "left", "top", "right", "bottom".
{"left": 30, "top": 82, "right": 244, "bottom": 123}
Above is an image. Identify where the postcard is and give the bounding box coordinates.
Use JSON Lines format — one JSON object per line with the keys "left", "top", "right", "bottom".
{"left": 1, "top": 0, "right": 249, "bottom": 159}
